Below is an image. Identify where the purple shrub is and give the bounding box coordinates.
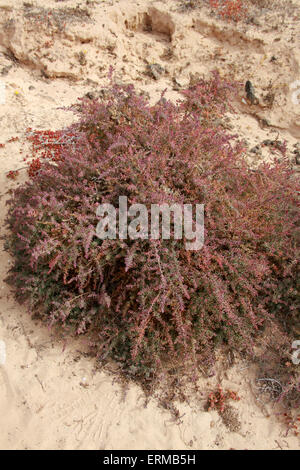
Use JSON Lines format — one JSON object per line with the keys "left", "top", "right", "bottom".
{"left": 5, "top": 73, "right": 300, "bottom": 397}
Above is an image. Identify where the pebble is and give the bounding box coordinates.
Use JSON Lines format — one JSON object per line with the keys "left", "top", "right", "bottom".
{"left": 173, "top": 76, "right": 188, "bottom": 90}
{"left": 147, "top": 63, "right": 164, "bottom": 80}
{"left": 250, "top": 145, "right": 260, "bottom": 154}
{"left": 85, "top": 91, "right": 95, "bottom": 100}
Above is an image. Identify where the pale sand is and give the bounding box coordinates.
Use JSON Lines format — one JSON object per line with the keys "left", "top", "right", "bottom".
{"left": 0, "top": 0, "right": 299, "bottom": 450}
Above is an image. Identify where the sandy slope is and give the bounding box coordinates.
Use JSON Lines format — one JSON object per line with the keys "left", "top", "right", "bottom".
{"left": 0, "top": 0, "right": 299, "bottom": 450}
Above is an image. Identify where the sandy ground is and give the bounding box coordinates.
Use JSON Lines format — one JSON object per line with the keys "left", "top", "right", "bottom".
{"left": 0, "top": 0, "right": 299, "bottom": 450}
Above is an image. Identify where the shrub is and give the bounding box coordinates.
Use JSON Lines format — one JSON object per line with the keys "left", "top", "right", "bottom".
{"left": 5, "top": 73, "right": 299, "bottom": 397}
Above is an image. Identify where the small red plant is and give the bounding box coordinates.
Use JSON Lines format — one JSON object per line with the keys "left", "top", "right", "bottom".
{"left": 7, "top": 136, "right": 19, "bottom": 143}
{"left": 25, "top": 128, "right": 75, "bottom": 177}
{"left": 6, "top": 170, "right": 19, "bottom": 180}
{"left": 210, "top": 0, "right": 247, "bottom": 21}
{"left": 27, "top": 158, "right": 42, "bottom": 178}
{"left": 207, "top": 384, "right": 240, "bottom": 413}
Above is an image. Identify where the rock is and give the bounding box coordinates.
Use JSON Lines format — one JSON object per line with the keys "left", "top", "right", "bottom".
{"left": 248, "top": 17, "right": 260, "bottom": 27}
{"left": 262, "top": 139, "right": 284, "bottom": 150}
{"left": 250, "top": 145, "right": 260, "bottom": 154}
{"left": 85, "top": 91, "right": 95, "bottom": 100}
{"left": 245, "top": 80, "right": 259, "bottom": 105}
{"left": 77, "top": 51, "right": 87, "bottom": 66}
{"left": 139, "top": 90, "right": 150, "bottom": 100}
{"left": 147, "top": 63, "right": 164, "bottom": 80}
{"left": 98, "top": 88, "right": 111, "bottom": 99}
{"left": 172, "top": 76, "right": 188, "bottom": 90}
{"left": 1, "top": 65, "right": 12, "bottom": 76}
{"left": 293, "top": 143, "right": 300, "bottom": 165}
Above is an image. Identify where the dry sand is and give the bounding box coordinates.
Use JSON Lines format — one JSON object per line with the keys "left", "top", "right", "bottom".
{"left": 0, "top": 0, "right": 299, "bottom": 450}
